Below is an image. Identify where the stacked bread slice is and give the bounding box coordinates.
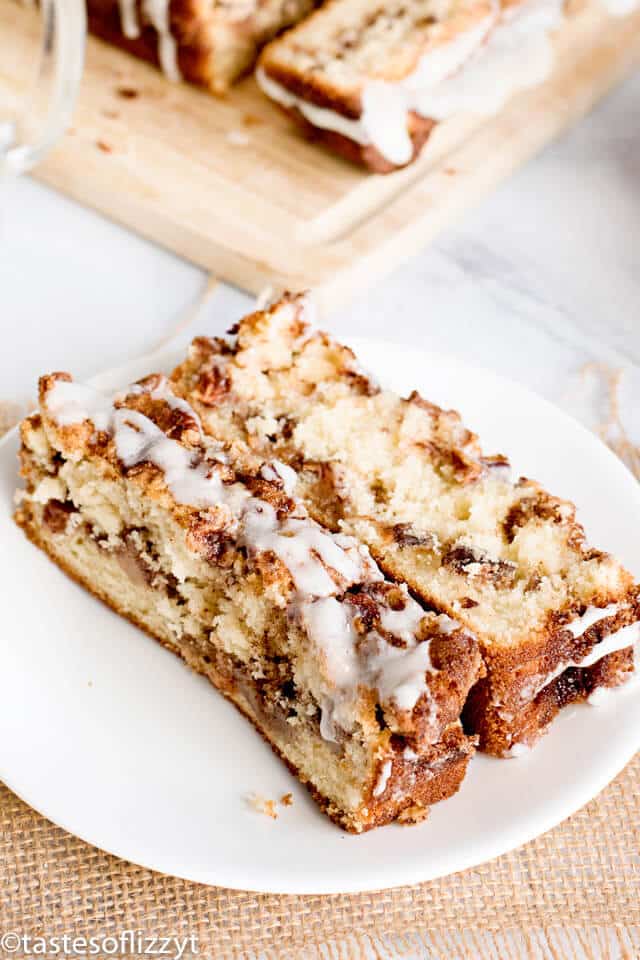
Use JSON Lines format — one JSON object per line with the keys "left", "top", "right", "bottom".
{"left": 257, "top": 0, "right": 567, "bottom": 170}
{"left": 15, "top": 371, "right": 483, "bottom": 832}
{"left": 170, "top": 293, "right": 640, "bottom": 755}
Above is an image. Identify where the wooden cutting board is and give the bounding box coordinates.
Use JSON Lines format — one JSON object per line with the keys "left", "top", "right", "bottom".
{"left": 2, "top": 1, "right": 639, "bottom": 312}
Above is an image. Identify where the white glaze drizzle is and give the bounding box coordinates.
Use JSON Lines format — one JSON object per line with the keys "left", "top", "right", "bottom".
{"left": 368, "top": 636, "right": 436, "bottom": 712}
{"left": 256, "top": 66, "right": 401, "bottom": 159}
{"left": 416, "top": 0, "right": 564, "bottom": 120}
{"left": 260, "top": 459, "right": 298, "bottom": 496}
{"left": 507, "top": 617, "right": 640, "bottom": 754}
{"left": 299, "top": 593, "right": 443, "bottom": 713}
{"left": 254, "top": 285, "right": 278, "bottom": 311}
{"left": 514, "top": 606, "right": 639, "bottom": 707}
{"left": 297, "top": 589, "right": 457, "bottom": 739}
{"left": 44, "top": 378, "right": 461, "bottom": 742}
{"left": 123, "top": 375, "right": 204, "bottom": 438}
{"left": 115, "top": 0, "right": 181, "bottom": 82}
{"left": 114, "top": 409, "right": 245, "bottom": 512}
{"left": 378, "top": 598, "right": 426, "bottom": 644}
{"left": 257, "top": 0, "right": 566, "bottom": 166}
{"left": 46, "top": 380, "right": 374, "bottom": 599}
{"left": 46, "top": 380, "right": 115, "bottom": 433}
{"left": 554, "top": 621, "right": 640, "bottom": 676}
{"left": 372, "top": 760, "right": 393, "bottom": 797}
{"left": 142, "top": 0, "right": 181, "bottom": 82}
{"left": 242, "top": 500, "right": 366, "bottom": 597}
{"left": 117, "top": 0, "right": 140, "bottom": 38}
{"left": 302, "top": 598, "right": 360, "bottom": 690}
{"left": 565, "top": 602, "right": 620, "bottom": 638}
{"left": 115, "top": 421, "right": 368, "bottom": 595}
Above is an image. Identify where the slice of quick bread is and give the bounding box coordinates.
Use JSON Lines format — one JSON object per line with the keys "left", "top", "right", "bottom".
{"left": 257, "top": 0, "right": 568, "bottom": 171}
{"left": 87, "top": 0, "right": 319, "bottom": 92}
{"left": 170, "top": 293, "right": 640, "bottom": 756}
{"left": 15, "top": 371, "right": 483, "bottom": 831}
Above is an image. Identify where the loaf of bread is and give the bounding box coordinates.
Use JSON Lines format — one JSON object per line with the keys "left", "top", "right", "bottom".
{"left": 88, "top": 0, "right": 567, "bottom": 168}
{"left": 87, "top": 0, "right": 319, "bottom": 92}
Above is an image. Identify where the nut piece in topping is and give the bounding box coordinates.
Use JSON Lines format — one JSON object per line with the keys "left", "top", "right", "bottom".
{"left": 442, "top": 543, "right": 517, "bottom": 588}
{"left": 391, "top": 523, "right": 438, "bottom": 550}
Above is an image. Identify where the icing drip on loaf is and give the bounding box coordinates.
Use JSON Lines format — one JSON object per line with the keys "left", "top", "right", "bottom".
{"left": 116, "top": 0, "right": 182, "bottom": 81}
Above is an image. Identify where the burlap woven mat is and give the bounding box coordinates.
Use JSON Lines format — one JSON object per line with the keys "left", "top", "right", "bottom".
{"left": 0, "top": 755, "right": 638, "bottom": 956}
{"left": 1, "top": 390, "right": 638, "bottom": 958}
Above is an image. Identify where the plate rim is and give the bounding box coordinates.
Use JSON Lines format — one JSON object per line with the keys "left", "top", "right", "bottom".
{"left": 1, "top": 336, "right": 638, "bottom": 894}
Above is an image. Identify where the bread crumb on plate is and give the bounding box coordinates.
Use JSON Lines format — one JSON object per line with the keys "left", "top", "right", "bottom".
{"left": 247, "top": 793, "right": 279, "bottom": 820}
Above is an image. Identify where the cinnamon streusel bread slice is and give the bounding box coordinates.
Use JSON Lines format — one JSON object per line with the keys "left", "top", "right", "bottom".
{"left": 170, "top": 293, "right": 640, "bottom": 756}
{"left": 15, "top": 371, "right": 483, "bottom": 832}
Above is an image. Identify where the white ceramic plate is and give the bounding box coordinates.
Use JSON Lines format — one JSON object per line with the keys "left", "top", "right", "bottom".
{"left": 1, "top": 339, "right": 639, "bottom": 894}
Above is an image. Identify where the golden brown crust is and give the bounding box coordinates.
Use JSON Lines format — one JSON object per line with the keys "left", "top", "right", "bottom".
{"left": 260, "top": 61, "right": 363, "bottom": 118}
{"left": 259, "top": 57, "right": 437, "bottom": 172}
{"left": 367, "top": 530, "right": 640, "bottom": 715}
{"left": 278, "top": 102, "right": 436, "bottom": 173}
{"left": 463, "top": 647, "right": 635, "bottom": 755}
{"left": 14, "top": 501, "right": 473, "bottom": 832}
{"left": 366, "top": 722, "right": 474, "bottom": 827}
{"left": 352, "top": 524, "right": 640, "bottom": 755}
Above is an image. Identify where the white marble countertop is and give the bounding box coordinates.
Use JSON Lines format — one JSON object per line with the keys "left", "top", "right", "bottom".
{"left": 1, "top": 66, "right": 639, "bottom": 960}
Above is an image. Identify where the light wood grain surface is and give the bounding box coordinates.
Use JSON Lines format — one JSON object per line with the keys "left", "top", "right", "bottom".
{"left": 1, "top": 2, "right": 639, "bottom": 311}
